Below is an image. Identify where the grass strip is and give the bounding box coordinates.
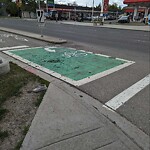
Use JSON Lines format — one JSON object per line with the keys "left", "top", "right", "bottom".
{"left": 0, "top": 62, "right": 49, "bottom": 107}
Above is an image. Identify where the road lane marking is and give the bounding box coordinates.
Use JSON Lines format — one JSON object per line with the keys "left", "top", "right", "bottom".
{"left": 0, "top": 45, "right": 29, "bottom": 51}
{"left": 105, "top": 74, "right": 150, "bottom": 110}
{"left": 0, "top": 33, "right": 28, "bottom": 41}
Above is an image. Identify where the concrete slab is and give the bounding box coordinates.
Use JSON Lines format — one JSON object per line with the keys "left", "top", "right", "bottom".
{"left": 39, "top": 127, "right": 117, "bottom": 150}
{"left": 21, "top": 83, "right": 104, "bottom": 150}
{"left": 21, "top": 81, "right": 142, "bottom": 150}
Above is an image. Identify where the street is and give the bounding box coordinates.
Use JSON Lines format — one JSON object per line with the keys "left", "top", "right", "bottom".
{"left": 0, "top": 18, "right": 149, "bottom": 144}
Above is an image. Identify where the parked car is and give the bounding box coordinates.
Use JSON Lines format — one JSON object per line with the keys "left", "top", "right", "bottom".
{"left": 118, "top": 16, "right": 130, "bottom": 23}
{"left": 107, "top": 15, "right": 116, "bottom": 20}
{"left": 44, "top": 12, "right": 50, "bottom": 19}
{"left": 83, "top": 16, "right": 92, "bottom": 21}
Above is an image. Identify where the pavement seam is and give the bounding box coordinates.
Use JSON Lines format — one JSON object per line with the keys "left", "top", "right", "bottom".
{"left": 92, "top": 141, "right": 116, "bottom": 150}
{"left": 36, "top": 125, "right": 103, "bottom": 150}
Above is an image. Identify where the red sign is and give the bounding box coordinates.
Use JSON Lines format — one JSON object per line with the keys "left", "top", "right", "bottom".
{"left": 124, "top": 0, "right": 150, "bottom": 4}
{"left": 103, "top": 0, "right": 109, "bottom": 13}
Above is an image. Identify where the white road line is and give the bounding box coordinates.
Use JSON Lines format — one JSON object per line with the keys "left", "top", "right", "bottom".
{"left": 0, "top": 45, "right": 29, "bottom": 51}
{"left": 105, "top": 74, "right": 150, "bottom": 110}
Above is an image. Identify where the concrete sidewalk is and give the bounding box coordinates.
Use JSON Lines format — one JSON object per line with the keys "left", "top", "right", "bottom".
{"left": 20, "top": 82, "right": 142, "bottom": 150}
{"left": 60, "top": 21, "right": 149, "bottom": 32}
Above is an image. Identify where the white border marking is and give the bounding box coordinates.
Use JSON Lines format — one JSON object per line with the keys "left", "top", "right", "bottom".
{"left": 4, "top": 47, "right": 42, "bottom": 52}
{"left": 3, "top": 47, "right": 135, "bottom": 86}
{"left": 95, "top": 53, "right": 110, "bottom": 57}
{"left": 0, "top": 45, "right": 29, "bottom": 51}
{"left": 105, "top": 74, "right": 150, "bottom": 110}
{"left": 75, "top": 61, "right": 134, "bottom": 86}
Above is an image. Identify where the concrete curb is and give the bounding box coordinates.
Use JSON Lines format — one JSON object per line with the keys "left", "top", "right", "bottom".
{"left": 0, "top": 27, "right": 67, "bottom": 44}
{"left": 61, "top": 21, "right": 149, "bottom": 32}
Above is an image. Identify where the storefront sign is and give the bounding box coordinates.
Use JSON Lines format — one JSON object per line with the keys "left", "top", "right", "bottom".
{"left": 47, "top": 0, "right": 54, "bottom": 5}
{"left": 103, "top": 0, "right": 109, "bottom": 13}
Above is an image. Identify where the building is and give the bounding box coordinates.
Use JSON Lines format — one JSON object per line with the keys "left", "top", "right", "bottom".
{"left": 123, "top": 0, "right": 150, "bottom": 21}
{"left": 44, "top": 4, "right": 101, "bottom": 20}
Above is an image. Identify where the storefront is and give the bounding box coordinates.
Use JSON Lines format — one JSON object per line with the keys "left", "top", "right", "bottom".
{"left": 123, "top": 0, "right": 150, "bottom": 21}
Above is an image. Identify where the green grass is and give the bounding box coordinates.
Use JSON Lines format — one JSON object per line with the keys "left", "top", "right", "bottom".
{"left": 14, "top": 139, "right": 24, "bottom": 150}
{"left": 0, "top": 108, "right": 8, "bottom": 120}
{"left": 23, "top": 125, "right": 30, "bottom": 136}
{"left": 0, "top": 130, "right": 9, "bottom": 141}
{"left": 0, "top": 62, "right": 49, "bottom": 120}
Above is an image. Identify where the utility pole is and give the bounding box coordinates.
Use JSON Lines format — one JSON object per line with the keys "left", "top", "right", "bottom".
{"left": 38, "top": 0, "right": 40, "bottom": 9}
{"left": 100, "top": 0, "right": 104, "bottom": 24}
{"left": 100, "top": 0, "right": 104, "bottom": 17}
{"left": 46, "top": 0, "right": 48, "bottom": 12}
{"left": 92, "top": 0, "right": 94, "bottom": 22}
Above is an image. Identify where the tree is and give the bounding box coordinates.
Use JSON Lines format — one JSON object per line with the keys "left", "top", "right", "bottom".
{"left": 96, "top": 3, "right": 101, "bottom": 9}
{"left": 21, "top": 0, "right": 37, "bottom": 13}
{"left": 0, "top": 0, "right": 12, "bottom": 15}
{"left": 108, "top": 3, "right": 122, "bottom": 12}
{"left": 6, "top": 2, "right": 18, "bottom": 16}
{"left": 67, "top": 1, "right": 78, "bottom": 6}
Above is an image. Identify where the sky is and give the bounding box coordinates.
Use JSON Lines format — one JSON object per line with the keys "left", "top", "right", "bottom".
{"left": 55, "top": 0, "right": 126, "bottom": 7}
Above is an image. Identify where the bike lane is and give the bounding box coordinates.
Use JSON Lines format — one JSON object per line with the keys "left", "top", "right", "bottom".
{"left": 3, "top": 46, "right": 134, "bottom": 86}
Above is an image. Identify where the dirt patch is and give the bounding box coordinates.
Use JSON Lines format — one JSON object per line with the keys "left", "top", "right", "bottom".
{"left": 0, "top": 75, "right": 47, "bottom": 149}
{"left": 0, "top": 81, "right": 42, "bottom": 149}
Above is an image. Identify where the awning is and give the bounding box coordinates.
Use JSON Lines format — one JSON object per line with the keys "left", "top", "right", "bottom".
{"left": 124, "top": 0, "right": 150, "bottom": 4}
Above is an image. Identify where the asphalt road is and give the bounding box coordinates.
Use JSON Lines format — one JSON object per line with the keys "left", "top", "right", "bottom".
{"left": 0, "top": 18, "right": 149, "bottom": 136}
{"left": 0, "top": 18, "right": 149, "bottom": 58}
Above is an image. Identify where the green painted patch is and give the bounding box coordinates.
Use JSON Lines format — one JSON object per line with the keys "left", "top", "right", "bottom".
{"left": 10, "top": 47, "right": 125, "bottom": 81}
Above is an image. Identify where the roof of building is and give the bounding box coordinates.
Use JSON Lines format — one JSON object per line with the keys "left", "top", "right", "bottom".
{"left": 124, "top": 0, "right": 150, "bottom": 4}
